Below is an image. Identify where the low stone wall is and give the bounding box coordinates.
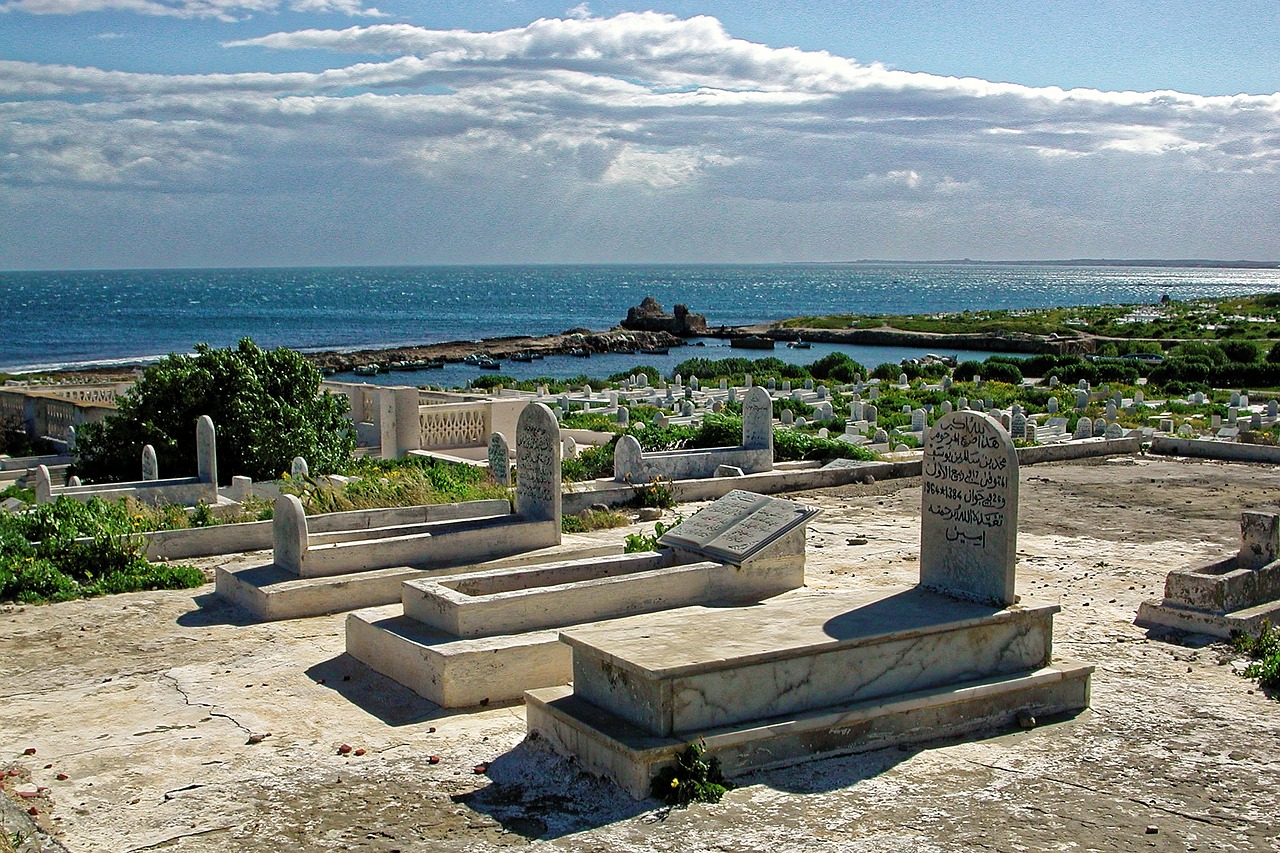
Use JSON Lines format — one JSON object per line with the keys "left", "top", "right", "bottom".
{"left": 84, "top": 499, "right": 513, "bottom": 561}
{"left": 1149, "top": 436, "right": 1280, "bottom": 464}
{"left": 564, "top": 436, "right": 1141, "bottom": 514}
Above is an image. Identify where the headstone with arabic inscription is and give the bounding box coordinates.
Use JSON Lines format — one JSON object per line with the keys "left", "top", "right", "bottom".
{"left": 919, "top": 410, "right": 1018, "bottom": 606}
{"left": 516, "top": 402, "right": 561, "bottom": 527}
{"left": 658, "top": 489, "right": 820, "bottom": 565}
{"left": 488, "top": 432, "right": 511, "bottom": 487}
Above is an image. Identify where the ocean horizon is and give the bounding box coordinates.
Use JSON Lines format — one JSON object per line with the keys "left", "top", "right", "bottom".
{"left": 6, "top": 262, "right": 1280, "bottom": 375}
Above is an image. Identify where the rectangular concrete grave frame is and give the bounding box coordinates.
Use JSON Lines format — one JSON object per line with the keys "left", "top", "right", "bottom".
{"left": 919, "top": 410, "right": 1018, "bottom": 606}
{"left": 657, "top": 489, "right": 820, "bottom": 565}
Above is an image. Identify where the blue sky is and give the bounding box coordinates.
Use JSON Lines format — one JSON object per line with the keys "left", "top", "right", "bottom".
{"left": 2, "top": 1, "right": 1278, "bottom": 269}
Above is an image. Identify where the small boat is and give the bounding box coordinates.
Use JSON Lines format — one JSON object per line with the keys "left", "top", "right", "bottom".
{"left": 787, "top": 339, "right": 812, "bottom": 349}
{"left": 353, "top": 364, "right": 379, "bottom": 376}
{"left": 568, "top": 348, "right": 591, "bottom": 358}
{"left": 388, "top": 360, "right": 422, "bottom": 371}
{"left": 424, "top": 359, "right": 445, "bottom": 369}
{"left": 611, "top": 347, "right": 636, "bottom": 356}
{"left": 731, "top": 336, "right": 775, "bottom": 350}
{"left": 639, "top": 346, "right": 669, "bottom": 355}
{"left": 320, "top": 367, "right": 337, "bottom": 376}
{"left": 475, "top": 357, "right": 501, "bottom": 370}
{"left": 511, "top": 352, "right": 536, "bottom": 363}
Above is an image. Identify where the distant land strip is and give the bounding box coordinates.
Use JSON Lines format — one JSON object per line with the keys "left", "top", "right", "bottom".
{"left": 842, "top": 259, "right": 1280, "bottom": 269}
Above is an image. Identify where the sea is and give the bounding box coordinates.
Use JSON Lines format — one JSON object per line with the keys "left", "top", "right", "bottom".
{"left": 4, "top": 263, "right": 1280, "bottom": 386}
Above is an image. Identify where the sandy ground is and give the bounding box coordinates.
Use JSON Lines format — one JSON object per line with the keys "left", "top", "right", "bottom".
{"left": 2, "top": 455, "right": 1279, "bottom": 852}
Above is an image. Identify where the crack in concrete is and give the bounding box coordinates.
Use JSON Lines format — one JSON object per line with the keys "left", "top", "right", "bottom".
{"left": 159, "top": 672, "right": 253, "bottom": 736}
{"left": 124, "top": 823, "right": 235, "bottom": 852}
{"left": 960, "top": 758, "right": 1239, "bottom": 829}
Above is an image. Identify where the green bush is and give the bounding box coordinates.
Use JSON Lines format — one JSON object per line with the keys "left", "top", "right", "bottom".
{"left": 469, "top": 374, "right": 516, "bottom": 390}
{"left": 0, "top": 497, "right": 204, "bottom": 604}
{"left": 650, "top": 741, "right": 731, "bottom": 806}
{"left": 808, "top": 352, "right": 865, "bottom": 383}
{"left": 76, "top": 339, "right": 356, "bottom": 484}
{"left": 1233, "top": 621, "right": 1280, "bottom": 693}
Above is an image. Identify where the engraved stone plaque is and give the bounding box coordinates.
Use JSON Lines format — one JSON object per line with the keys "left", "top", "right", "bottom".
{"left": 659, "top": 489, "right": 819, "bottom": 564}
{"left": 919, "top": 410, "right": 1018, "bottom": 606}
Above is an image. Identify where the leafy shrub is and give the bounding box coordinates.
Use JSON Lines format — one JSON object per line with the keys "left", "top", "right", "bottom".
{"left": 562, "top": 442, "right": 616, "bottom": 482}
{"left": 76, "top": 338, "right": 356, "bottom": 484}
{"left": 624, "top": 518, "right": 679, "bottom": 553}
{"left": 957, "top": 356, "right": 1024, "bottom": 381}
{"left": 807, "top": 352, "right": 865, "bottom": 382}
{"left": 0, "top": 497, "right": 204, "bottom": 604}
{"left": 469, "top": 374, "right": 515, "bottom": 390}
{"left": 1233, "top": 621, "right": 1280, "bottom": 693}
{"left": 650, "top": 741, "right": 731, "bottom": 806}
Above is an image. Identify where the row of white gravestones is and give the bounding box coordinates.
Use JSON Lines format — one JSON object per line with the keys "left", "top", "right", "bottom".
{"left": 139, "top": 418, "right": 219, "bottom": 484}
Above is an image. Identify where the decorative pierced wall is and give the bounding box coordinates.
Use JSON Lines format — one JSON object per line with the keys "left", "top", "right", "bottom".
{"left": 419, "top": 405, "right": 490, "bottom": 450}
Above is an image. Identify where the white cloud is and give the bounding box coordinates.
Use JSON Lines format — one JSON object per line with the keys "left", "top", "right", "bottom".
{"left": 1, "top": 0, "right": 384, "bottom": 21}
{"left": 3, "top": 11, "right": 1280, "bottom": 264}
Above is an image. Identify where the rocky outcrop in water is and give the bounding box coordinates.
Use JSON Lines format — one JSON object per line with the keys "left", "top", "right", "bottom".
{"left": 621, "top": 296, "right": 707, "bottom": 337}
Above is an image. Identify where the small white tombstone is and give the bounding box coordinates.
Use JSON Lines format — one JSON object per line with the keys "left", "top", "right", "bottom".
{"left": 781, "top": 409, "right": 794, "bottom": 425}
{"left": 273, "top": 494, "right": 308, "bottom": 574}
{"left": 141, "top": 444, "right": 159, "bottom": 481}
{"left": 290, "top": 456, "right": 309, "bottom": 479}
{"left": 1047, "top": 397, "right": 1059, "bottom": 414}
{"left": 196, "top": 415, "right": 217, "bottom": 485}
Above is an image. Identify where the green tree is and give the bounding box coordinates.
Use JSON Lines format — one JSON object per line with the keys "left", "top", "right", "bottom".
{"left": 75, "top": 339, "right": 356, "bottom": 484}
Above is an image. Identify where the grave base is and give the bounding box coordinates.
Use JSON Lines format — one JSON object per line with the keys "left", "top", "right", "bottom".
{"left": 214, "top": 541, "right": 621, "bottom": 621}
{"left": 1135, "top": 598, "right": 1280, "bottom": 640}
{"left": 347, "top": 606, "right": 566, "bottom": 708}
{"left": 526, "top": 661, "right": 1093, "bottom": 799}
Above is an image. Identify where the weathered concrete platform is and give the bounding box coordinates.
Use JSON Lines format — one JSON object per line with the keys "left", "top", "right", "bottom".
{"left": 215, "top": 539, "right": 618, "bottom": 621}
{"left": 347, "top": 546, "right": 806, "bottom": 707}
{"left": 527, "top": 588, "right": 1092, "bottom": 797}
{"left": 1137, "top": 510, "right": 1280, "bottom": 639}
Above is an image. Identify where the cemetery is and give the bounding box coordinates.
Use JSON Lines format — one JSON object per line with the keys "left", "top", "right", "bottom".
{"left": 346, "top": 491, "right": 811, "bottom": 707}
{"left": 4, "top": 336, "right": 1280, "bottom": 850}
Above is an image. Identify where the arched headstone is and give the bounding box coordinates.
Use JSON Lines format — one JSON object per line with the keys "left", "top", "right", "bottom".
{"left": 920, "top": 410, "right": 1018, "bottom": 606}
{"left": 273, "top": 494, "right": 308, "bottom": 575}
{"left": 141, "top": 444, "right": 159, "bottom": 481}
{"left": 516, "top": 403, "right": 561, "bottom": 527}
{"left": 196, "top": 416, "right": 217, "bottom": 485}
{"left": 488, "top": 432, "right": 511, "bottom": 487}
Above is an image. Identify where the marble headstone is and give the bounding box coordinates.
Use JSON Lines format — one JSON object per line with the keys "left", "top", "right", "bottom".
{"left": 488, "top": 432, "right": 511, "bottom": 487}
{"left": 919, "top": 410, "right": 1018, "bottom": 606}
{"left": 515, "top": 403, "right": 561, "bottom": 527}
{"left": 141, "top": 444, "right": 158, "bottom": 481}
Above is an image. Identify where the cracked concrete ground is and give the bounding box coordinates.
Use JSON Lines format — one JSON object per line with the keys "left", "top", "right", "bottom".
{"left": 2, "top": 456, "right": 1279, "bottom": 852}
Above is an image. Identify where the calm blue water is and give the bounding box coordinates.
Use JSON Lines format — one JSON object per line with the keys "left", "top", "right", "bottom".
{"left": 4, "top": 264, "right": 1280, "bottom": 376}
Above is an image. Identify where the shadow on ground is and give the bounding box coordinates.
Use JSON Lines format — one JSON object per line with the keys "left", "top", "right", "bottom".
{"left": 457, "top": 735, "right": 653, "bottom": 841}
{"left": 175, "top": 592, "right": 262, "bottom": 627}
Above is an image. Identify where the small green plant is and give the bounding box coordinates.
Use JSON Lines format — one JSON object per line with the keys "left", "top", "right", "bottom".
{"left": 632, "top": 477, "right": 675, "bottom": 509}
{"left": 624, "top": 517, "right": 681, "bottom": 553}
{"left": 650, "top": 740, "right": 731, "bottom": 806}
{"left": 1233, "top": 620, "right": 1280, "bottom": 693}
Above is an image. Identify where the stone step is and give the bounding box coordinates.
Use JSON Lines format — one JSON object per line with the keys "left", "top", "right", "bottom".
{"left": 1136, "top": 597, "right": 1280, "bottom": 640}
{"left": 214, "top": 538, "right": 622, "bottom": 621}
{"left": 560, "top": 588, "right": 1060, "bottom": 737}
{"left": 346, "top": 606, "right": 565, "bottom": 708}
{"left": 527, "top": 660, "right": 1094, "bottom": 799}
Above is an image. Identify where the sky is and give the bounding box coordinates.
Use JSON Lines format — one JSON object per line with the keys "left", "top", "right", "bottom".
{"left": 1, "top": 1, "right": 1279, "bottom": 269}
